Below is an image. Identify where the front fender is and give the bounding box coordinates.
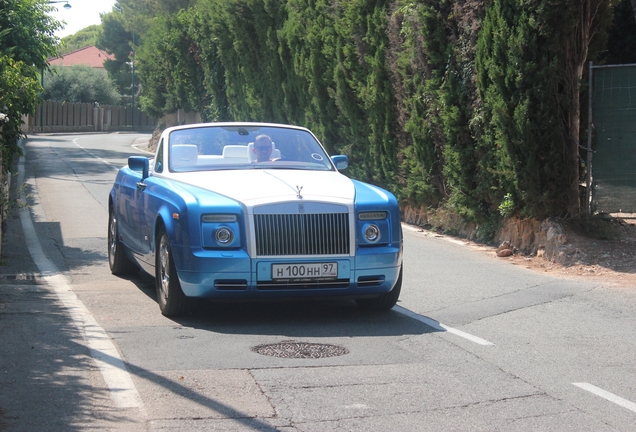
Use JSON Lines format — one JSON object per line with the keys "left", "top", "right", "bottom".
{"left": 146, "top": 178, "right": 245, "bottom": 273}
{"left": 138, "top": 178, "right": 193, "bottom": 268}
{"left": 352, "top": 180, "right": 402, "bottom": 247}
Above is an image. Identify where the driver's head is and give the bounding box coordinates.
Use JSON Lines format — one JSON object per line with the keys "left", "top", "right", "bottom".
{"left": 253, "top": 135, "right": 273, "bottom": 162}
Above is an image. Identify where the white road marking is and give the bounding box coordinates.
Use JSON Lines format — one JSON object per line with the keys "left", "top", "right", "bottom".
{"left": 18, "top": 141, "right": 144, "bottom": 409}
{"left": 573, "top": 382, "right": 636, "bottom": 413}
{"left": 394, "top": 306, "right": 494, "bottom": 346}
{"left": 72, "top": 138, "right": 121, "bottom": 172}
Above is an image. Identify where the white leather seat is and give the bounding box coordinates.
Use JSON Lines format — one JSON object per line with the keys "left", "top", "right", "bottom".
{"left": 171, "top": 144, "right": 198, "bottom": 169}
{"left": 222, "top": 145, "right": 248, "bottom": 160}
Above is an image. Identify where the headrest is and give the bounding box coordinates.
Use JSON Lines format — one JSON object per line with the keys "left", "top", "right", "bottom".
{"left": 171, "top": 144, "right": 198, "bottom": 168}
{"left": 222, "top": 145, "right": 248, "bottom": 159}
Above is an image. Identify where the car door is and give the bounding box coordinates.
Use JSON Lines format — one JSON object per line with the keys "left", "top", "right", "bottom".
{"left": 114, "top": 167, "right": 145, "bottom": 254}
{"left": 136, "top": 140, "right": 165, "bottom": 266}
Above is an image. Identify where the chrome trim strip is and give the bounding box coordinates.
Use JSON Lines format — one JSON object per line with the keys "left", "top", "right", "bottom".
{"left": 357, "top": 279, "right": 385, "bottom": 286}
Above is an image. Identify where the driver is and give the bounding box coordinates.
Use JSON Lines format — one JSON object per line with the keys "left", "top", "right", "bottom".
{"left": 252, "top": 134, "right": 274, "bottom": 162}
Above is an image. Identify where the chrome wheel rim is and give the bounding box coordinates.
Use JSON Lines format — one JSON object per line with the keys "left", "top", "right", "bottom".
{"left": 159, "top": 236, "right": 170, "bottom": 302}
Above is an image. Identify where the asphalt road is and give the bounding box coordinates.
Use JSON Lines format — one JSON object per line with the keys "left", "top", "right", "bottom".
{"left": 2, "top": 132, "right": 635, "bottom": 431}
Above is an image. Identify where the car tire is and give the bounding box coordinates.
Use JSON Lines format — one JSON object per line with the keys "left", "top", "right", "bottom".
{"left": 355, "top": 265, "right": 403, "bottom": 311}
{"left": 108, "top": 210, "right": 138, "bottom": 275}
{"left": 156, "top": 228, "right": 190, "bottom": 316}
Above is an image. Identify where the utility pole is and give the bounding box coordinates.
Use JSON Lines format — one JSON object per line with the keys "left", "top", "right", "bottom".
{"left": 131, "top": 32, "right": 135, "bottom": 131}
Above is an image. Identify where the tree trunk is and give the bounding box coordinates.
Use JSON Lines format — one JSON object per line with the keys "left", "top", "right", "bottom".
{"left": 564, "top": 0, "right": 605, "bottom": 218}
{"left": 568, "top": 62, "right": 585, "bottom": 218}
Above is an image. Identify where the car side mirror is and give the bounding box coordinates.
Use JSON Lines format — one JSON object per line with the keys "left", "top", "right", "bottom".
{"left": 331, "top": 155, "right": 348, "bottom": 170}
{"left": 128, "top": 156, "right": 150, "bottom": 180}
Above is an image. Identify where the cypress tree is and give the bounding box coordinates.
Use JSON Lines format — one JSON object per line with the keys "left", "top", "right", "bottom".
{"left": 136, "top": 9, "right": 208, "bottom": 118}
{"left": 476, "top": 0, "right": 570, "bottom": 218}
{"left": 280, "top": 0, "right": 341, "bottom": 152}
{"left": 201, "top": 0, "right": 290, "bottom": 122}
{"left": 476, "top": 0, "right": 613, "bottom": 219}
{"left": 332, "top": 0, "right": 399, "bottom": 189}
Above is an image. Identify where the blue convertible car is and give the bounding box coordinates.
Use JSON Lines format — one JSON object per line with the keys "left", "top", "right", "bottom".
{"left": 108, "top": 123, "right": 403, "bottom": 316}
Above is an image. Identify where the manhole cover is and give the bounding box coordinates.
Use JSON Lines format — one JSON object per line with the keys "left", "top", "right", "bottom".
{"left": 252, "top": 341, "right": 349, "bottom": 359}
{"left": 0, "top": 274, "right": 41, "bottom": 284}
{"left": 2, "top": 274, "right": 39, "bottom": 280}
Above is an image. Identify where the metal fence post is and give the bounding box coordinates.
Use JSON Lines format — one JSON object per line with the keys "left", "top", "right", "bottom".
{"left": 586, "top": 61, "right": 593, "bottom": 219}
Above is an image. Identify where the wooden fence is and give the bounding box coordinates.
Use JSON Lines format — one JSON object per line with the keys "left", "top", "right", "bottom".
{"left": 22, "top": 101, "right": 156, "bottom": 133}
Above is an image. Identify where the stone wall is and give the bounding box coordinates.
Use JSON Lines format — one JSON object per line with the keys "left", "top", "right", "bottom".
{"left": 401, "top": 206, "right": 477, "bottom": 239}
{"left": 402, "top": 205, "right": 581, "bottom": 266}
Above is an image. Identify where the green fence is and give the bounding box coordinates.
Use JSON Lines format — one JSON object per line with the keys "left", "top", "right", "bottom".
{"left": 591, "top": 63, "right": 636, "bottom": 214}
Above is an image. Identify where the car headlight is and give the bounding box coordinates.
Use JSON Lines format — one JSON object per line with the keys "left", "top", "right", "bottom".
{"left": 357, "top": 211, "right": 390, "bottom": 246}
{"left": 201, "top": 214, "right": 240, "bottom": 248}
{"left": 215, "top": 227, "right": 234, "bottom": 245}
{"left": 364, "top": 224, "right": 381, "bottom": 243}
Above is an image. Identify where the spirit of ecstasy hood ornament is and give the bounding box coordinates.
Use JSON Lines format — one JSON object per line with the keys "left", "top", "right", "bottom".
{"left": 296, "top": 185, "right": 303, "bottom": 199}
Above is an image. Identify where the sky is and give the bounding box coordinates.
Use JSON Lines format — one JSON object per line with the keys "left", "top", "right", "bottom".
{"left": 49, "top": 0, "right": 118, "bottom": 38}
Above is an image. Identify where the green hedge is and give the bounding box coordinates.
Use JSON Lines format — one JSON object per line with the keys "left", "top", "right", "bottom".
{"left": 132, "top": 0, "right": 618, "bottom": 226}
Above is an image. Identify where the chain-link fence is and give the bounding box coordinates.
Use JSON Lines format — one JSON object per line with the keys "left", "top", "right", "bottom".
{"left": 591, "top": 63, "right": 636, "bottom": 214}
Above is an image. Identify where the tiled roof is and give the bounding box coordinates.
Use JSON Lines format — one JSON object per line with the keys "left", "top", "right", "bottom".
{"left": 49, "top": 45, "right": 115, "bottom": 68}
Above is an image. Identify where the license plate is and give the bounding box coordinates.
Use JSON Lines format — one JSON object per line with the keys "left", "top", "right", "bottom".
{"left": 272, "top": 263, "right": 338, "bottom": 281}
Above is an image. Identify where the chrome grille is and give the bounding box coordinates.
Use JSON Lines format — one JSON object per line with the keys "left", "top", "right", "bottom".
{"left": 254, "top": 213, "right": 350, "bottom": 256}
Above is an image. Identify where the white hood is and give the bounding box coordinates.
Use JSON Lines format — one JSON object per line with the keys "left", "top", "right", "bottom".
{"left": 169, "top": 169, "right": 355, "bottom": 206}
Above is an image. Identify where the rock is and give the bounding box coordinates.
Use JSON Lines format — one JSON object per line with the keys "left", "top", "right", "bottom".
{"left": 496, "top": 241, "right": 511, "bottom": 252}
{"left": 497, "top": 248, "right": 513, "bottom": 257}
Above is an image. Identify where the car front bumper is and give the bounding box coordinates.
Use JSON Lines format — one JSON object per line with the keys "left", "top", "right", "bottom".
{"left": 174, "top": 246, "right": 402, "bottom": 299}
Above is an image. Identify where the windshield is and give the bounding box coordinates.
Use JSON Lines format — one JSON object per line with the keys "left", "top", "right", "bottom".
{"left": 167, "top": 125, "right": 335, "bottom": 173}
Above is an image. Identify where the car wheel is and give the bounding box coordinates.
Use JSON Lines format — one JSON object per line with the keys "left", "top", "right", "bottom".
{"left": 156, "top": 228, "right": 190, "bottom": 316}
{"left": 108, "top": 210, "right": 138, "bottom": 275}
{"left": 356, "top": 265, "right": 403, "bottom": 311}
